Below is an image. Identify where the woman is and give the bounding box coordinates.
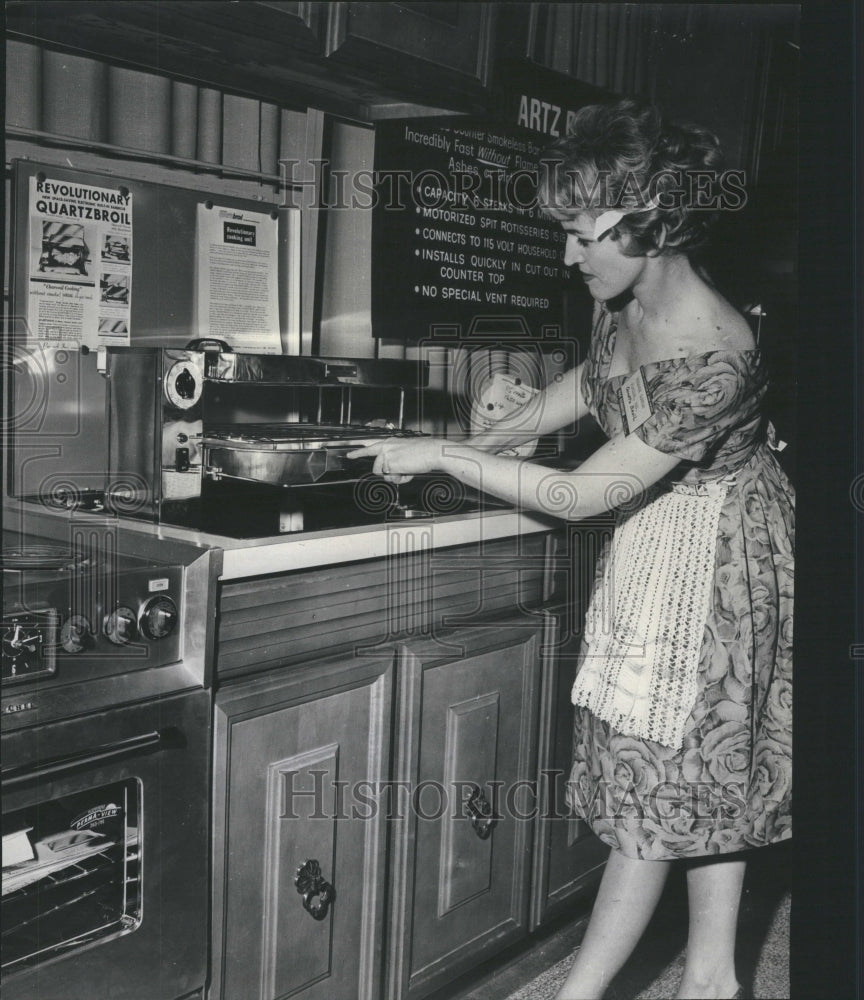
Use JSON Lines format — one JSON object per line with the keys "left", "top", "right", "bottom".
{"left": 349, "top": 100, "right": 793, "bottom": 1000}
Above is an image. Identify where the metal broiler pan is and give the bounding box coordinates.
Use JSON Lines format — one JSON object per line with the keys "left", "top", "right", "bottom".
{"left": 200, "top": 425, "right": 419, "bottom": 487}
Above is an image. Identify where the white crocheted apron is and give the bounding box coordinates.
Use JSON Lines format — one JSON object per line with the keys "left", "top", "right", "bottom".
{"left": 571, "top": 479, "right": 730, "bottom": 750}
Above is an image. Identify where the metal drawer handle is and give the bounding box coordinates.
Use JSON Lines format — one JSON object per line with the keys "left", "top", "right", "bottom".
{"left": 467, "top": 786, "right": 496, "bottom": 840}
{"left": 1, "top": 730, "right": 179, "bottom": 790}
{"left": 294, "top": 859, "right": 335, "bottom": 921}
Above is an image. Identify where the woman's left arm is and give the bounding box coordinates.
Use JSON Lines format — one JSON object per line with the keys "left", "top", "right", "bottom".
{"left": 348, "top": 434, "right": 680, "bottom": 521}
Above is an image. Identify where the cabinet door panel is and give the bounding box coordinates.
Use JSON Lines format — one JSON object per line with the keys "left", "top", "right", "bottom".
{"left": 260, "top": 742, "right": 339, "bottom": 998}
{"left": 325, "top": 2, "right": 494, "bottom": 86}
{"left": 436, "top": 691, "right": 499, "bottom": 912}
{"left": 531, "top": 533, "right": 611, "bottom": 927}
{"left": 388, "top": 616, "right": 546, "bottom": 998}
{"left": 212, "top": 657, "right": 392, "bottom": 1000}
{"left": 530, "top": 610, "right": 608, "bottom": 926}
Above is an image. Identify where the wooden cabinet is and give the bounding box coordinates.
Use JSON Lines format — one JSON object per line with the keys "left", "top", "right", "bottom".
{"left": 325, "top": 2, "right": 495, "bottom": 93}
{"left": 386, "top": 614, "right": 547, "bottom": 999}
{"left": 211, "top": 654, "right": 393, "bottom": 1000}
{"left": 530, "top": 601, "right": 608, "bottom": 927}
{"left": 211, "top": 534, "right": 608, "bottom": 1000}
{"left": 6, "top": 1, "right": 494, "bottom": 117}
{"left": 530, "top": 527, "right": 612, "bottom": 925}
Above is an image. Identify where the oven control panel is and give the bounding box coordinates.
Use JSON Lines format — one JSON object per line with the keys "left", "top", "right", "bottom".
{"left": 2, "top": 563, "right": 184, "bottom": 694}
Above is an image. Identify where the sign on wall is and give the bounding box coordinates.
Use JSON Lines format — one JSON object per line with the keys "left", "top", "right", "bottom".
{"left": 372, "top": 116, "right": 570, "bottom": 343}
{"left": 26, "top": 175, "right": 133, "bottom": 349}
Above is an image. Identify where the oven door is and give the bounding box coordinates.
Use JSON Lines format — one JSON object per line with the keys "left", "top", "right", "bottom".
{"left": 1, "top": 689, "right": 210, "bottom": 1000}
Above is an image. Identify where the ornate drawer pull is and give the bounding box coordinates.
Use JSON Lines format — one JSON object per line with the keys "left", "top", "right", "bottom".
{"left": 467, "top": 786, "right": 496, "bottom": 840}
{"left": 294, "top": 859, "right": 335, "bottom": 920}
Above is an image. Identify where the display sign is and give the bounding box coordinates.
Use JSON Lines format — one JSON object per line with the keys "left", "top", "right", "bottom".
{"left": 372, "top": 116, "right": 569, "bottom": 342}
{"left": 490, "top": 58, "right": 611, "bottom": 137}
{"left": 194, "top": 203, "right": 281, "bottom": 353}
{"left": 26, "top": 175, "right": 133, "bottom": 349}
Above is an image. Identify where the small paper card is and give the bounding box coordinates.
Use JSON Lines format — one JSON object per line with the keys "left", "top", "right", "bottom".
{"left": 471, "top": 372, "right": 540, "bottom": 457}
{"left": 2, "top": 829, "right": 34, "bottom": 868}
{"left": 617, "top": 367, "right": 654, "bottom": 434}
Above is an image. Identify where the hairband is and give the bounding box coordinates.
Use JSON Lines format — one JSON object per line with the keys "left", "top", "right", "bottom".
{"left": 592, "top": 202, "right": 659, "bottom": 241}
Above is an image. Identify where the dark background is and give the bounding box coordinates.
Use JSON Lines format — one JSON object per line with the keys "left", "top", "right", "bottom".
{"left": 793, "top": 2, "right": 860, "bottom": 999}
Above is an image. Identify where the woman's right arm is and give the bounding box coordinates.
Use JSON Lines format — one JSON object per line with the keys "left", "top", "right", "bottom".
{"left": 465, "top": 360, "right": 589, "bottom": 453}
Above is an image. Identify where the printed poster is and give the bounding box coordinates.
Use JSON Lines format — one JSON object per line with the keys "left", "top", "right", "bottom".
{"left": 195, "top": 203, "right": 281, "bottom": 354}
{"left": 27, "top": 176, "right": 133, "bottom": 349}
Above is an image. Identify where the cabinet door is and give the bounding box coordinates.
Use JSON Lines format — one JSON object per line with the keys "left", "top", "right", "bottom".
{"left": 530, "top": 603, "right": 608, "bottom": 928}
{"left": 211, "top": 656, "right": 393, "bottom": 1000}
{"left": 325, "top": 2, "right": 495, "bottom": 95}
{"left": 387, "top": 615, "right": 546, "bottom": 999}
{"left": 529, "top": 527, "right": 613, "bottom": 926}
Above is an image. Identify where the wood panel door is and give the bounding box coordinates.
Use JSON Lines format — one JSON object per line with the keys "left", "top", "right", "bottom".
{"left": 324, "top": 2, "right": 495, "bottom": 102}
{"left": 529, "top": 528, "right": 613, "bottom": 926}
{"left": 386, "top": 614, "right": 547, "bottom": 999}
{"left": 211, "top": 655, "right": 393, "bottom": 1000}
{"left": 530, "top": 604, "right": 608, "bottom": 928}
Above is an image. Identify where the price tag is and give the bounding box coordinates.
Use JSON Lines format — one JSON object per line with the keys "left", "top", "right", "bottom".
{"left": 617, "top": 367, "right": 654, "bottom": 435}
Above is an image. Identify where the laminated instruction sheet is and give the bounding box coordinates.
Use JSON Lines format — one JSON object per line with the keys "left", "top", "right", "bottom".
{"left": 195, "top": 203, "right": 280, "bottom": 353}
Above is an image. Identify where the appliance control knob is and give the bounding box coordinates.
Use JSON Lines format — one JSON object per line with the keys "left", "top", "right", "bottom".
{"left": 104, "top": 606, "right": 138, "bottom": 645}
{"left": 139, "top": 596, "right": 179, "bottom": 640}
{"left": 60, "top": 615, "right": 91, "bottom": 653}
{"left": 175, "top": 367, "right": 196, "bottom": 400}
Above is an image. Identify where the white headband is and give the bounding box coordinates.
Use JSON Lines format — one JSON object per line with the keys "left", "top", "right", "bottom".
{"left": 593, "top": 202, "right": 660, "bottom": 241}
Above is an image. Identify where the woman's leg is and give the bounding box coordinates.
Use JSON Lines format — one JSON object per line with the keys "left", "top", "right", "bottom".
{"left": 554, "top": 849, "right": 671, "bottom": 1000}
{"left": 675, "top": 857, "right": 746, "bottom": 999}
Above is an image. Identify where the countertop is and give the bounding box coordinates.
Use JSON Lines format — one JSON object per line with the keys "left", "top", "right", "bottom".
{"left": 3, "top": 499, "right": 559, "bottom": 581}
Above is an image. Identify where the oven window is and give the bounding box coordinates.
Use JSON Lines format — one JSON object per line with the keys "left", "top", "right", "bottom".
{"left": 1, "top": 777, "right": 142, "bottom": 973}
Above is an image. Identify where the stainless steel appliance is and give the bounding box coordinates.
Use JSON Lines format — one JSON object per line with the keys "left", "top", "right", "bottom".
{"left": 9, "top": 341, "right": 512, "bottom": 537}
{"left": 1, "top": 529, "right": 212, "bottom": 1000}
{"left": 9, "top": 341, "right": 522, "bottom": 543}
{"left": 100, "top": 343, "right": 437, "bottom": 536}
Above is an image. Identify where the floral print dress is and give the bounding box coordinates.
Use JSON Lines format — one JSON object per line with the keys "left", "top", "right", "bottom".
{"left": 566, "top": 306, "right": 794, "bottom": 859}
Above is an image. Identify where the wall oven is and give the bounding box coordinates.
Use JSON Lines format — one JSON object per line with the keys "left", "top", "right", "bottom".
{"left": 1, "top": 528, "right": 214, "bottom": 1000}
{"left": 1, "top": 691, "right": 210, "bottom": 1000}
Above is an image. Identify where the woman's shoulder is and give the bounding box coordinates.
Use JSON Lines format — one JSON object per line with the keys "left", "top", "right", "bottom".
{"left": 678, "top": 284, "right": 756, "bottom": 354}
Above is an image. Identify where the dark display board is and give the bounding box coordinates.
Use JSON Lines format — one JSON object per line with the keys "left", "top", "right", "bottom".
{"left": 372, "top": 117, "right": 569, "bottom": 343}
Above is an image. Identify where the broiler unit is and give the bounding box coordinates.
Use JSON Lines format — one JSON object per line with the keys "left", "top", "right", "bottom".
{"left": 98, "top": 340, "right": 431, "bottom": 536}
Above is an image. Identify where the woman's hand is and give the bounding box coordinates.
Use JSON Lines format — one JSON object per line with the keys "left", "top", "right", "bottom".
{"left": 346, "top": 436, "right": 447, "bottom": 484}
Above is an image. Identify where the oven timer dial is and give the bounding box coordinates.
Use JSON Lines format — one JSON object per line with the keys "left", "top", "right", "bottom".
{"left": 60, "top": 615, "right": 92, "bottom": 654}
{"left": 138, "top": 595, "right": 178, "bottom": 640}
{"left": 104, "top": 606, "right": 138, "bottom": 645}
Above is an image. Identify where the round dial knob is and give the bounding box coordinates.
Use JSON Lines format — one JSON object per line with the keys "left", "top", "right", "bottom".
{"left": 164, "top": 361, "right": 203, "bottom": 409}
{"left": 104, "top": 606, "right": 138, "bottom": 645}
{"left": 60, "top": 615, "right": 91, "bottom": 654}
{"left": 138, "top": 596, "right": 178, "bottom": 640}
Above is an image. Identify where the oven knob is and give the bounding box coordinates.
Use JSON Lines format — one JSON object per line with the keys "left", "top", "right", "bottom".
{"left": 165, "top": 361, "right": 203, "bottom": 409}
{"left": 60, "top": 615, "right": 91, "bottom": 653}
{"left": 138, "top": 596, "right": 178, "bottom": 640}
{"left": 104, "top": 606, "right": 138, "bottom": 645}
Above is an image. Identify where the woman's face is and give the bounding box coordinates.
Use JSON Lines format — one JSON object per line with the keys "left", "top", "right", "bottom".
{"left": 559, "top": 212, "right": 647, "bottom": 302}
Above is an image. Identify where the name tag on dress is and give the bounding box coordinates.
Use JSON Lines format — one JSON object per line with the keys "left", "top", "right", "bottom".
{"left": 617, "top": 367, "right": 654, "bottom": 434}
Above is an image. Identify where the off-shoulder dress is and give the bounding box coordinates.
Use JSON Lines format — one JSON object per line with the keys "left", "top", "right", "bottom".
{"left": 566, "top": 305, "right": 794, "bottom": 860}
